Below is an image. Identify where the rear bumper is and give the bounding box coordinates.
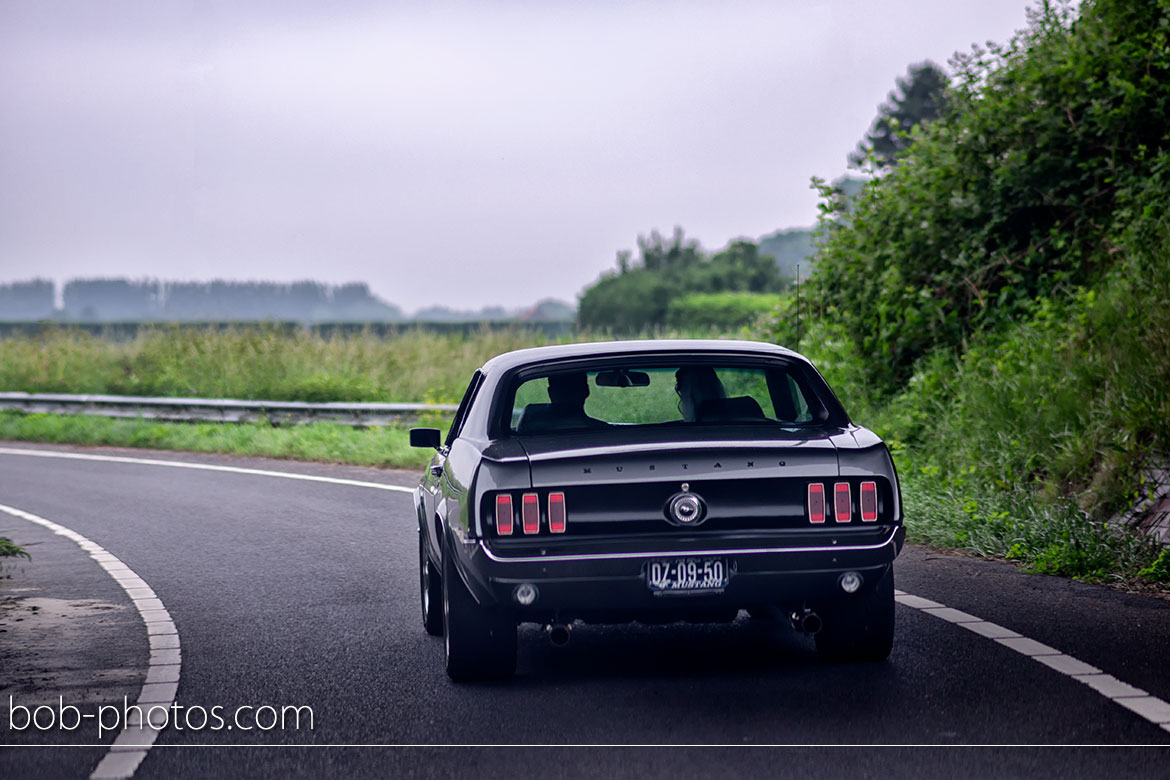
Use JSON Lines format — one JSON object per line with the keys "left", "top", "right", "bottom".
{"left": 457, "top": 525, "right": 905, "bottom": 621}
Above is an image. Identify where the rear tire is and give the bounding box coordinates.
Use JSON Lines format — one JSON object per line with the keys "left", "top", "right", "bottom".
{"left": 442, "top": 536, "right": 516, "bottom": 681}
{"left": 814, "top": 566, "right": 895, "bottom": 663}
{"left": 419, "top": 528, "right": 443, "bottom": 636}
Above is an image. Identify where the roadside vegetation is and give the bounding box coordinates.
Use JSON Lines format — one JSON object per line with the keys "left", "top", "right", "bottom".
{"left": 0, "top": 326, "right": 557, "bottom": 404}
{"left": 0, "top": 326, "right": 523, "bottom": 471}
{"left": 665, "top": 292, "right": 785, "bottom": 331}
{"left": 1, "top": 1, "right": 1166, "bottom": 590}
{"left": 576, "top": 231, "right": 789, "bottom": 332}
{"left": 0, "top": 534, "right": 30, "bottom": 575}
{"left": 0, "top": 325, "right": 751, "bottom": 472}
{"left": 0, "top": 410, "right": 439, "bottom": 470}
{"left": 756, "top": 0, "right": 1170, "bottom": 587}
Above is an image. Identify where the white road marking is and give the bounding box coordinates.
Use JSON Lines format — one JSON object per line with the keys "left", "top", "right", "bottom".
{"left": 0, "top": 446, "right": 414, "bottom": 493}
{"left": 919, "top": 606, "right": 980, "bottom": 623}
{"left": 895, "top": 591, "right": 1170, "bottom": 734}
{"left": 889, "top": 592, "right": 941, "bottom": 609}
{"left": 0, "top": 503, "right": 181, "bottom": 780}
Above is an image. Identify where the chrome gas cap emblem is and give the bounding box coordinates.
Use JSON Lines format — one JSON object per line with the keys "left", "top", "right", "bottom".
{"left": 666, "top": 484, "right": 707, "bottom": 526}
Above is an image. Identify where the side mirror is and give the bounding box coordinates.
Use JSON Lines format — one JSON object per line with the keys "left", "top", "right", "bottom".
{"left": 409, "top": 427, "right": 442, "bottom": 449}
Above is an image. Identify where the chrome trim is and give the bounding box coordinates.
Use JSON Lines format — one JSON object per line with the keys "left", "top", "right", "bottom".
{"left": 477, "top": 527, "right": 900, "bottom": 563}
{"left": 525, "top": 439, "right": 833, "bottom": 461}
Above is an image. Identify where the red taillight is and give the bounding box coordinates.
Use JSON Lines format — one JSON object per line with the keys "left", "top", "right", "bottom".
{"left": 808, "top": 483, "right": 825, "bottom": 524}
{"left": 521, "top": 493, "right": 540, "bottom": 534}
{"left": 834, "top": 482, "right": 851, "bottom": 523}
{"left": 860, "top": 481, "right": 878, "bottom": 522}
{"left": 495, "top": 494, "right": 513, "bottom": 535}
{"left": 548, "top": 492, "right": 566, "bottom": 533}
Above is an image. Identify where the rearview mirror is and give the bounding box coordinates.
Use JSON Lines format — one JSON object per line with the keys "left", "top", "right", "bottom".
{"left": 594, "top": 370, "right": 651, "bottom": 388}
{"left": 409, "top": 427, "right": 442, "bottom": 449}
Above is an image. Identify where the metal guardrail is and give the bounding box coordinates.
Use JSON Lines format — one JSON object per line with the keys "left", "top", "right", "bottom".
{"left": 0, "top": 392, "right": 457, "bottom": 427}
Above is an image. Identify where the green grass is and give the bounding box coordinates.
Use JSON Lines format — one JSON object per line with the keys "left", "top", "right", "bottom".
{"left": 0, "top": 324, "right": 760, "bottom": 404}
{"left": 899, "top": 467, "right": 1165, "bottom": 585}
{"left": 0, "top": 410, "right": 440, "bottom": 470}
{"left": 0, "top": 325, "right": 562, "bottom": 404}
{"left": 0, "top": 325, "right": 761, "bottom": 468}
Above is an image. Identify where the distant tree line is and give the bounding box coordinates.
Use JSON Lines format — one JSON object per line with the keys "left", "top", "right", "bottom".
{"left": 0, "top": 279, "right": 55, "bottom": 320}
{"left": 0, "top": 278, "right": 578, "bottom": 324}
{"left": 0, "top": 278, "right": 405, "bottom": 322}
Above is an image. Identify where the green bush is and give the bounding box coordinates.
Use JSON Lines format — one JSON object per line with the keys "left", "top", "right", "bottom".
{"left": 878, "top": 173, "right": 1170, "bottom": 513}
{"left": 666, "top": 292, "right": 785, "bottom": 330}
{"left": 578, "top": 231, "right": 787, "bottom": 333}
{"left": 811, "top": 0, "right": 1170, "bottom": 394}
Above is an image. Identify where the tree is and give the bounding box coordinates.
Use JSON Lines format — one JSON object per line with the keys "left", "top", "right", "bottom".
{"left": 0, "top": 279, "right": 55, "bottom": 320}
{"left": 636, "top": 227, "right": 703, "bottom": 272}
{"left": 849, "top": 61, "right": 949, "bottom": 170}
{"left": 577, "top": 230, "right": 786, "bottom": 332}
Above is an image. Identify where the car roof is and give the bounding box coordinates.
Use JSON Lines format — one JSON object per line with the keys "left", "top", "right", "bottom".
{"left": 479, "top": 339, "right": 806, "bottom": 375}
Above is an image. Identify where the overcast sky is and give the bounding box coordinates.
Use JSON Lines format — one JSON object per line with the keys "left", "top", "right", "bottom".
{"left": 0, "top": 0, "right": 1033, "bottom": 312}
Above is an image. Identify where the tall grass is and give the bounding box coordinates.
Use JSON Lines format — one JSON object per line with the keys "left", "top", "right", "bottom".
{"left": 0, "top": 325, "right": 760, "bottom": 405}
{"left": 0, "top": 325, "right": 755, "bottom": 469}
{"left": 0, "top": 326, "right": 560, "bottom": 404}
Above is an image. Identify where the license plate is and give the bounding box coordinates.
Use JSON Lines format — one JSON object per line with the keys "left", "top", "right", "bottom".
{"left": 646, "top": 557, "right": 729, "bottom": 595}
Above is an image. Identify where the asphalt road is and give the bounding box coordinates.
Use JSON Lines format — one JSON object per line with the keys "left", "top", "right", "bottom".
{"left": 2, "top": 442, "right": 1168, "bottom": 779}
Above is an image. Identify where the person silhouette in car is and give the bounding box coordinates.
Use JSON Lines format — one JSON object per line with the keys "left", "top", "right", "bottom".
{"left": 674, "top": 366, "right": 726, "bottom": 422}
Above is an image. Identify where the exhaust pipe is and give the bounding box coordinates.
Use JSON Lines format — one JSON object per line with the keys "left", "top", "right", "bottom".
{"left": 790, "top": 608, "right": 822, "bottom": 635}
{"left": 546, "top": 622, "right": 572, "bottom": 647}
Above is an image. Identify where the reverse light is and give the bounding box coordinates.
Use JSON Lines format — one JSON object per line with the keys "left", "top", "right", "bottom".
{"left": 513, "top": 583, "right": 538, "bottom": 605}
{"left": 834, "top": 482, "right": 851, "bottom": 523}
{"left": 860, "top": 481, "right": 878, "bottom": 522}
{"left": 548, "top": 491, "right": 567, "bottom": 534}
{"left": 521, "top": 493, "right": 540, "bottom": 534}
{"left": 807, "top": 483, "right": 825, "bottom": 524}
{"left": 495, "top": 494, "right": 513, "bottom": 536}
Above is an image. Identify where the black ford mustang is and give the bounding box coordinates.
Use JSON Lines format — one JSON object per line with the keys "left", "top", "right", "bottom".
{"left": 410, "top": 340, "right": 904, "bottom": 680}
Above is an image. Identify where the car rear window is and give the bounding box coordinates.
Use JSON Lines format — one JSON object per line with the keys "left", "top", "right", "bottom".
{"left": 507, "top": 363, "right": 825, "bottom": 435}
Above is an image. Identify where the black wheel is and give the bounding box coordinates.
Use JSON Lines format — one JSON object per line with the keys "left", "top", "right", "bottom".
{"left": 814, "top": 566, "right": 895, "bottom": 663}
{"left": 419, "top": 527, "right": 443, "bottom": 636}
{"left": 442, "top": 536, "right": 516, "bottom": 681}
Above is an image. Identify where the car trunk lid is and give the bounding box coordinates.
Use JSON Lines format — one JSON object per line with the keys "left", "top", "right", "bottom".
{"left": 499, "top": 428, "right": 845, "bottom": 539}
